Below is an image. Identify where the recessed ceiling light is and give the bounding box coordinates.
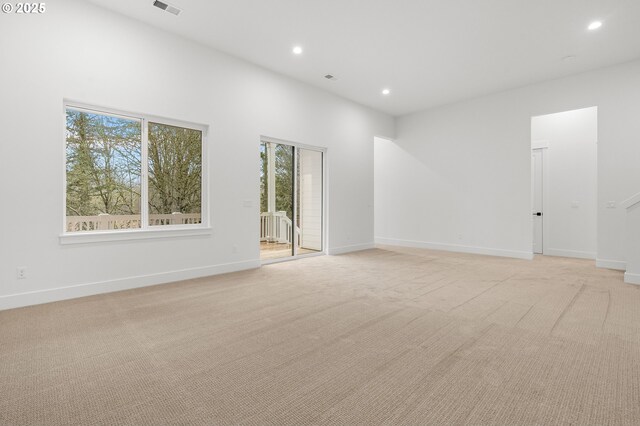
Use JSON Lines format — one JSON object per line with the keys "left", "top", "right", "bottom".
{"left": 382, "top": 88, "right": 390, "bottom": 95}
{"left": 588, "top": 21, "right": 602, "bottom": 30}
{"left": 292, "top": 46, "right": 303, "bottom": 55}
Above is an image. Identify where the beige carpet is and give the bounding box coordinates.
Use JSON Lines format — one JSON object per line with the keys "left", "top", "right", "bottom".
{"left": 1, "top": 246, "right": 639, "bottom": 425}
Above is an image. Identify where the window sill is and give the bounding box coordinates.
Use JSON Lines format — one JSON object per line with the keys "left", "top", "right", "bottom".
{"left": 59, "top": 226, "right": 212, "bottom": 245}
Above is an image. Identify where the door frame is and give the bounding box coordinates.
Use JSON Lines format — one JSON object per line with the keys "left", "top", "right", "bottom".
{"left": 260, "top": 135, "right": 327, "bottom": 264}
{"left": 531, "top": 142, "right": 549, "bottom": 255}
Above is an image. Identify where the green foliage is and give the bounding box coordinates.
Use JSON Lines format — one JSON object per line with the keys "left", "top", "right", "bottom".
{"left": 260, "top": 144, "right": 268, "bottom": 213}
{"left": 148, "top": 123, "right": 202, "bottom": 214}
{"left": 259, "top": 143, "right": 293, "bottom": 220}
{"left": 274, "top": 144, "right": 293, "bottom": 219}
{"left": 66, "top": 111, "right": 202, "bottom": 219}
{"left": 65, "top": 110, "right": 141, "bottom": 216}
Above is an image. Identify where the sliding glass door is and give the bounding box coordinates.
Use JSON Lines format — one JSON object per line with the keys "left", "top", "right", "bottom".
{"left": 259, "top": 140, "right": 323, "bottom": 261}
{"left": 259, "top": 141, "right": 294, "bottom": 260}
{"left": 296, "top": 148, "right": 323, "bottom": 256}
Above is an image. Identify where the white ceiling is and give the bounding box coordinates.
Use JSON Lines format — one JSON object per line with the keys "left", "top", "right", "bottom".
{"left": 88, "top": 0, "right": 640, "bottom": 116}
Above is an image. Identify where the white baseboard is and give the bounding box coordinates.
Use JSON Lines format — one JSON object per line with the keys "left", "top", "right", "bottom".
{"left": 0, "top": 259, "right": 260, "bottom": 311}
{"left": 544, "top": 248, "right": 596, "bottom": 260}
{"left": 624, "top": 272, "right": 640, "bottom": 285}
{"left": 596, "top": 258, "right": 626, "bottom": 271}
{"left": 375, "top": 237, "right": 533, "bottom": 260}
{"left": 328, "top": 242, "right": 375, "bottom": 255}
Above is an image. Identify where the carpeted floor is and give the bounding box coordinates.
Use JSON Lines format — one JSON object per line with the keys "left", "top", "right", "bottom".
{"left": 1, "top": 246, "right": 639, "bottom": 425}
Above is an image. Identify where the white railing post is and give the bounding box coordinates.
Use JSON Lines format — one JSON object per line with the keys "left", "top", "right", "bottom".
{"left": 171, "top": 212, "right": 182, "bottom": 225}
{"left": 97, "top": 213, "right": 110, "bottom": 230}
{"left": 260, "top": 211, "right": 294, "bottom": 244}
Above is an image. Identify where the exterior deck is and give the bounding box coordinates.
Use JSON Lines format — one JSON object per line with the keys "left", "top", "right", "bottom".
{"left": 260, "top": 242, "right": 318, "bottom": 260}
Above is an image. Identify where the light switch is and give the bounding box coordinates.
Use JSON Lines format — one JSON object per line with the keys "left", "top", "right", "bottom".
{"left": 606, "top": 201, "right": 616, "bottom": 209}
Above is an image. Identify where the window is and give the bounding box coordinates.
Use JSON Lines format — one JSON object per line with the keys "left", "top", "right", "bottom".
{"left": 148, "top": 122, "right": 202, "bottom": 226}
{"left": 64, "top": 103, "right": 206, "bottom": 236}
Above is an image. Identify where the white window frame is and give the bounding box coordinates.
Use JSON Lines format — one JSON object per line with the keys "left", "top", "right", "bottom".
{"left": 60, "top": 100, "right": 210, "bottom": 245}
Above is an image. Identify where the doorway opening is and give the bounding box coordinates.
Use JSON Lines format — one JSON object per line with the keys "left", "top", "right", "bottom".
{"left": 531, "top": 148, "right": 544, "bottom": 254}
{"left": 259, "top": 138, "right": 325, "bottom": 262}
{"left": 530, "top": 106, "right": 597, "bottom": 259}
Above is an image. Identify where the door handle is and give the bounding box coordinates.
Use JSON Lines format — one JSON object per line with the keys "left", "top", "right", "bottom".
{"left": 532, "top": 212, "right": 542, "bottom": 216}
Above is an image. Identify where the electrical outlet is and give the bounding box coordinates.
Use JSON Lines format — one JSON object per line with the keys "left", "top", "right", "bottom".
{"left": 16, "top": 268, "right": 27, "bottom": 279}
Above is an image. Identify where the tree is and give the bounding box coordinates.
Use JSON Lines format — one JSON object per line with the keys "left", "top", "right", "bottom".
{"left": 147, "top": 122, "right": 202, "bottom": 214}
{"left": 260, "top": 143, "right": 269, "bottom": 213}
{"left": 66, "top": 111, "right": 94, "bottom": 215}
{"left": 259, "top": 143, "right": 294, "bottom": 220}
{"left": 274, "top": 144, "right": 293, "bottom": 220}
{"left": 65, "top": 110, "right": 141, "bottom": 216}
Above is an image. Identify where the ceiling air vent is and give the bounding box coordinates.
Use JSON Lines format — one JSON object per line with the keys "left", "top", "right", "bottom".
{"left": 324, "top": 74, "right": 338, "bottom": 81}
{"left": 153, "top": 0, "right": 182, "bottom": 16}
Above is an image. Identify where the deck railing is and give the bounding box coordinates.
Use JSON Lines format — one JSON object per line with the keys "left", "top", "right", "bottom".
{"left": 260, "top": 211, "right": 300, "bottom": 245}
{"left": 66, "top": 213, "right": 201, "bottom": 232}
{"left": 68, "top": 212, "right": 300, "bottom": 246}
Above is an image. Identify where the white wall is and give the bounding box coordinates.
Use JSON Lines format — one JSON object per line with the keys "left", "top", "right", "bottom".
{"left": 532, "top": 107, "right": 598, "bottom": 259}
{"left": 376, "top": 60, "right": 640, "bottom": 266}
{"left": 0, "top": 0, "right": 394, "bottom": 309}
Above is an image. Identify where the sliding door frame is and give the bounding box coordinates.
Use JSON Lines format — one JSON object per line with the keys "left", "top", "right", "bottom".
{"left": 260, "top": 135, "right": 327, "bottom": 264}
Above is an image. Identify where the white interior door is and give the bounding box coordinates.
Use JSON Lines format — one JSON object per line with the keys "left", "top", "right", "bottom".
{"left": 532, "top": 149, "right": 544, "bottom": 254}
